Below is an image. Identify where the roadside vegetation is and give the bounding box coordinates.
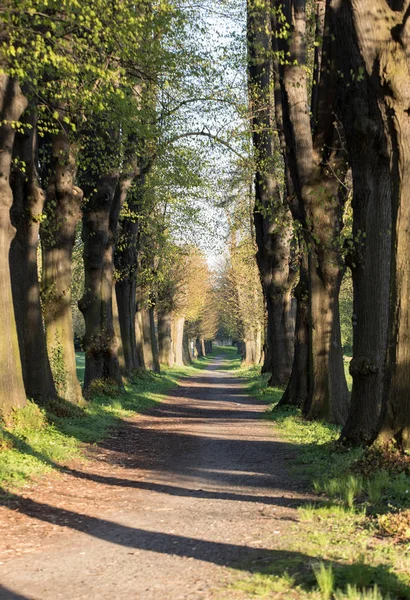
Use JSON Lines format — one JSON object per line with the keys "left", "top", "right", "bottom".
{"left": 0, "top": 357, "right": 199, "bottom": 490}
{"left": 221, "top": 346, "right": 410, "bottom": 600}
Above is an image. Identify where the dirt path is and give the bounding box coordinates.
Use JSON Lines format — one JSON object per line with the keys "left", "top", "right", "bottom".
{"left": 0, "top": 356, "right": 311, "bottom": 599}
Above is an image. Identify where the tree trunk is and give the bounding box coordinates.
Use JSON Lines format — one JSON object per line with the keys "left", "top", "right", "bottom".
{"left": 303, "top": 258, "right": 348, "bottom": 424}
{"left": 195, "top": 336, "right": 203, "bottom": 358}
{"left": 0, "top": 75, "right": 28, "bottom": 415}
{"left": 149, "top": 305, "right": 160, "bottom": 373}
{"left": 114, "top": 169, "right": 145, "bottom": 372}
{"left": 331, "top": 0, "right": 391, "bottom": 444}
{"left": 79, "top": 173, "right": 123, "bottom": 391}
{"left": 247, "top": 0, "right": 295, "bottom": 384}
{"left": 41, "top": 127, "right": 83, "bottom": 404}
{"left": 158, "top": 311, "right": 174, "bottom": 366}
{"left": 173, "top": 316, "right": 185, "bottom": 367}
{"left": 135, "top": 307, "right": 145, "bottom": 369}
{"left": 140, "top": 308, "right": 154, "bottom": 370}
{"left": 183, "top": 333, "right": 192, "bottom": 364}
{"left": 10, "top": 110, "right": 57, "bottom": 402}
{"left": 243, "top": 335, "right": 257, "bottom": 366}
{"left": 273, "top": 0, "right": 349, "bottom": 425}
{"left": 279, "top": 257, "right": 310, "bottom": 406}
{"left": 112, "top": 281, "right": 125, "bottom": 373}
{"left": 265, "top": 288, "right": 294, "bottom": 386}
{"left": 333, "top": 0, "right": 410, "bottom": 449}
{"left": 116, "top": 278, "right": 140, "bottom": 372}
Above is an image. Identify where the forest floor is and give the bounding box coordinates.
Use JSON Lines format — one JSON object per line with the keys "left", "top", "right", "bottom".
{"left": 0, "top": 351, "right": 409, "bottom": 599}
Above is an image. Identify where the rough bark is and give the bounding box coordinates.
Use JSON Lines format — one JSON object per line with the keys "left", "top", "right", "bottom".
{"left": 331, "top": 0, "right": 391, "bottom": 444}
{"left": 135, "top": 307, "right": 145, "bottom": 369}
{"left": 158, "top": 311, "right": 174, "bottom": 366}
{"left": 149, "top": 305, "right": 160, "bottom": 373}
{"left": 333, "top": 0, "right": 410, "bottom": 448}
{"left": 244, "top": 339, "right": 257, "bottom": 366}
{"left": 273, "top": 0, "right": 349, "bottom": 424}
{"left": 183, "top": 333, "right": 192, "bottom": 364}
{"left": 114, "top": 168, "right": 145, "bottom": 372}
{"left": 247, "top": 0, "right": 295, "bottom": 384}
{"left": 10, "top": 110, "right": 57, "bottom": 402}
{"left": 279, "top": 252, "right": 310, "bottom": 406}
{"left": 0, "top": 75, "right": 28, "bottom": 416}
{"left": 79, "top": 171, "right": 123, "bottom": 391}
{"left": 139, "top": 308, "right": 154, "bottom": 370}
{"left": 172, "top": 316, "right": 185, "bottom": 367}
{"left": 41, "top": 127, "right": 83, "bottom": 404}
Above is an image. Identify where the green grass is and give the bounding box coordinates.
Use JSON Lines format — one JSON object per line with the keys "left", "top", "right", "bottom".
{"left": 0, "top": 357, "right": 200, "bottom": 490}
{"left": 228, "top": 362, "right": 410, "bottom": 600}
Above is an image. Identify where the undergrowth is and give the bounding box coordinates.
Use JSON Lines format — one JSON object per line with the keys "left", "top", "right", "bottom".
{"left": 229, "top": 362, "right": 410, "bottom": 600}
{"left": 0, "top": 357, "right": 195, "bottom": 490}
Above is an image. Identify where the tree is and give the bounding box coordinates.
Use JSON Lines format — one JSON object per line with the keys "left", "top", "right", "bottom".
{"left": 271, "top": 0, "right": 349, "bottom": 424}
{"left": 0, "top": 74, "right": 28, "bottom": 415}
{"left": 10, "top": 109, "right": 58, "bottom": 402}
{"left": 41, "top": 125, "right": 83, "bottom": 403}
{"left": 247, "top": 0, "right": 296, "bottom": 384}
{"left": 332, "top": 0, "right": 410, "bottom": 449}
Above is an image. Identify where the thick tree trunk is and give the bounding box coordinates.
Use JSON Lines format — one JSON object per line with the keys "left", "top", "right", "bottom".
{"left": 273, "top": 0, "right": 349, "bottom": 424}
{"left": 195, "top": 336, "right": 203, "bottom": 358}
{"left": 243, "top": 335, "right": 257, "bottom": 366}
{"left": 248, "top": 0, "right": 295, "bottom": 384}
{"left": 279, "top": 258, "right": 310, "bottom": 406}
{"left": 116, "top": 278, "right": 140, "bottom": 371}
{"left": 332, "top": 0, "right": 391, "bottom": 444}
{"left": 135, "top": 308, "right": 145, "bottom": 368}
{"left": 173, "top": 316, "right": 185, "bottom": 367}
{"left": 140, "top": 308, "right": 154, "bottom": 370}
{"left": 114, "top": 169, "right": 144, "bottom": 372}
{"left": 200, "top": 337, "right": 206, "bottom": 357}
{"left": 183, "top": 333, "right": 192, "bottom": 364}
{"left": 79, "top": 173, "right": 123, "bottom": 391}
{"left": 149, "top": 305, "right": 160, "bottom": 373}
{"left": 158, "top": 311, "right": 174, "bottom": 366}
{"left": 335, "top": 0, "right": 410, "bottom": 449}
{"left": 304, "top": 259, "right": 348, "bottom": 424}
{"left": 10, "top": 111, "right": 57, "bottom": 402}
{"left": 41, "top": 127, "right": 83, "bottom": 404}
{"left": 0, "top": 75, "right": 28, "bottom": 415}
{"left": 265, "top": 289, "right": 294, "bottom": 385}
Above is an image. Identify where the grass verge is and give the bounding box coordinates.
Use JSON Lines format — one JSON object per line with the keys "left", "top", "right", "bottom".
{"left": 0, "top": 358, "right": 199, "bottom": 490}
{"left": 228, "top": 362, "right": 410, "bottom": 600}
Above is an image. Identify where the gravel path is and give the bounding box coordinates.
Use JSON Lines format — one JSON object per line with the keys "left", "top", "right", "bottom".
{"left": 0, "top": 356, "right": 310, "bottom": 599}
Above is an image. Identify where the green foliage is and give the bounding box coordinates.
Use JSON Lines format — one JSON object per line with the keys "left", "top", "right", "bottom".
{"left": 312, "top": 562, "right": 335, "bottom": 599}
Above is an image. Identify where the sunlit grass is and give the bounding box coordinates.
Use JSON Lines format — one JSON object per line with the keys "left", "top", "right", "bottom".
{"left": 230, "top": 361, "right": 410, "bottom": 599}
{"left": 0, "top": 357, "right": 201, "bottom": 490}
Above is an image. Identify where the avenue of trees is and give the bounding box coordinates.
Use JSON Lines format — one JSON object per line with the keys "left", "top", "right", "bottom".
{"left": 246, "top": 0, "right": 410, "bottom": 451}
{"left": 1, "top": 0, "right": 410, "bottom": 454}
{"left": 0, "top": 0, "right": 219, "bottom": 415}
